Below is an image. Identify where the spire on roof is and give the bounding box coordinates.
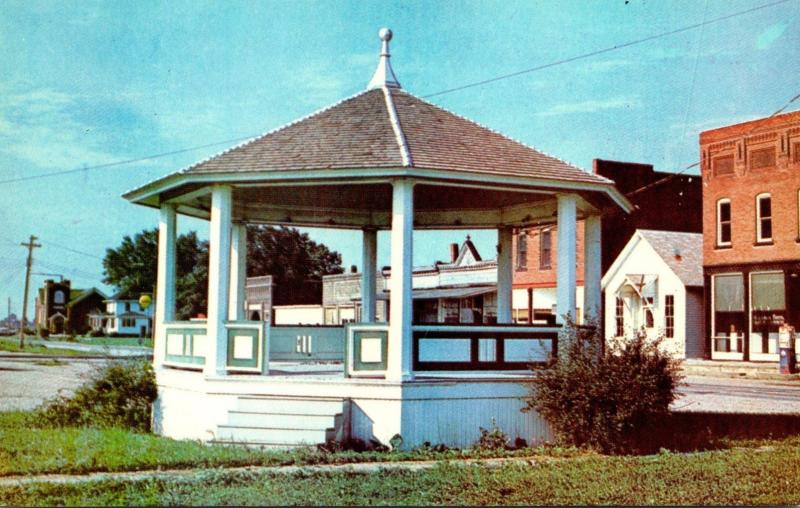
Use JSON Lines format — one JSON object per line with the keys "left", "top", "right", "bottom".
{"left": 367, "top": 28, "right": 401, "bottom": 90}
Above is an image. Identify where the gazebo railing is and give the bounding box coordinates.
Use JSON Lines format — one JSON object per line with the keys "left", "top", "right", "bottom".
{"left": 225, "top": 321, "right": 266, "bottom": 373}
{"left": 412, "top": 325, "right": 559, "bottom": 372}
{"left": 270, "top": 325, "right": 346, "bottom": 362}
{"left": 345, "top": 323, "right": 389, "bottom": 377}
{"left": 163, "top": 321, "right": 208, "bottom": 369}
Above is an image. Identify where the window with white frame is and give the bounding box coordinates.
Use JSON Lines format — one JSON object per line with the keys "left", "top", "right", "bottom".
{"left": 756, "top": 193, "right": 772, "bottom": 243}
{"left": 664, "top": 295, "right": 675, "bottom": 338}
{"left": 539, "top": 229, "right": 552, "bottom": 270}
{"left": 615, "top": 297, "right": 624, "bottom": 337}
{"left": 122, "top": 318, "right": 136, "bottom": 327}
{"left": 716, "top": 198, "right": 732, "bottom": 246}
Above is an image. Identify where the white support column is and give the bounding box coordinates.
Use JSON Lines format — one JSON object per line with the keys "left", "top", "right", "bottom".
{"left": 229, "top": 224, "right": 247, "bottom": 321}
{"left": 583, "top": 214, "right": 602, "bottom": 325}
{"left": 205, "top": 185, "right": 233, "bottom": 376}
{"left": 496, "top": 227, "right": 513, "bottom": 324}
{"left": 387, "top": 179, "right": 414, "bottom": 382}
{"left": 556, "top": 194, "right": 578, "bottom": 324}
{"left": 154, "top": 203, "right": 177, "bottom": 368}
{"left": 361, "top": 228, "right": 377, "bottom": 323}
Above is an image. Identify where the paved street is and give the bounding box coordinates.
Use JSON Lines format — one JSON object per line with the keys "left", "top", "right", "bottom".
{"left": 675, "top": 375, "right": 800, "bottom": 414}
{"left": 0, "top": 357, "right": 104, "bottom": 411}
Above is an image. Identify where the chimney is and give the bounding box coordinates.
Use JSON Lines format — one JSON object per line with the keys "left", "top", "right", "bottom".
{"left": 450, "top": 243, "right": 459, "bottom": 263}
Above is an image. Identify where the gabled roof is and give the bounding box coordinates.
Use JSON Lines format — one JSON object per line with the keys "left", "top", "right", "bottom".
{"left": 637, "top": 230, "right": 703, "bottom": 287}
{"left": 603, "top": 229, "right": 703, "bottom": 288}
{"left": 67, "top": 287, "right": 107, "bottom": 308}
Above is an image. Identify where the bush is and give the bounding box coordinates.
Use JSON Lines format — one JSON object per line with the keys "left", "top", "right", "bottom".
{"left": 476, "top": 419, "right": 510, "bottom": 450}
{"left": 524, "top": 321, "right": 682, "bottom": 454}
{"left": 38, "top": 328, "right": 50, "bottom": 339}
{"left": 37, "top": 359, "right": 157, "bottom": 432}
{"left": 88, "top": 329, "right": 105, "bottom": 338}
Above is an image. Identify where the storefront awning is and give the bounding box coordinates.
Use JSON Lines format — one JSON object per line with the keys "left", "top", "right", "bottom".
{"left": 367, "top": 286, "right": 496, "bottom": 301}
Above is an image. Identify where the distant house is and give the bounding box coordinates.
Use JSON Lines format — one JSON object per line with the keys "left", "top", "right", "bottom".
{"left": 602, "top": 229, "right": 704, "bottom": 359}
{"left": 323, "top": 236, "right": 500, "bottom": 325}
{"left": 90, "top": 290, "right": 153, "bottom": 337}
{"left": 34, "top": 279, "right": 106, "bottom": 334}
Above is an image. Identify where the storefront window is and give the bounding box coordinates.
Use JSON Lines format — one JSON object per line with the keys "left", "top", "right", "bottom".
{"left": 750, "top": 271, "right": 785, "bottom": 355}
{"left": 713, "top": 273, "right": 745, "bottom": 352}
{"left": 442, "top": 299, "right": 459, "bottom": 323}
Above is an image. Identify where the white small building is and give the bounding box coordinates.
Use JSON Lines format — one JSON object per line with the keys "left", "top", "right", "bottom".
{"left": 91, "top": 290, "right": 154, "bottom": 337}
{"left": 602, "top": 229, "right": 704, "bottom": 358}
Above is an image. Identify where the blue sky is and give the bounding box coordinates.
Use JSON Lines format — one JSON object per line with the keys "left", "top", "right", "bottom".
{"left": 0, "top": 0, "right": 797, "bottom": 316}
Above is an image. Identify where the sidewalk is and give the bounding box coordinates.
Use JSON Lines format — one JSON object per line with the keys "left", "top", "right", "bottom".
{"left": 0, "top": 456, "right": 548, "bottom": 487}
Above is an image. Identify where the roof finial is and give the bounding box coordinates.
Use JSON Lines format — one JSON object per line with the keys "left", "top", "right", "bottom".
{"left": 367, "top": 28, "right": 401, "bottom": 90}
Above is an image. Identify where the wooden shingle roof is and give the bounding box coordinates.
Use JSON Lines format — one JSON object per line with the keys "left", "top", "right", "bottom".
{"left": 175, "top": 87, "right": 611, "bottom": 186}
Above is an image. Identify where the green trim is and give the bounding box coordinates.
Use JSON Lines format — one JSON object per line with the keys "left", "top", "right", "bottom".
{"left": 226, "top": 327, "right": 260, "bottom": 368}
{"left": 164, "top": 327, "right": 205, "bottom": 365}
{"left": 352, "top": 329, "right": 388, "bottom": 371}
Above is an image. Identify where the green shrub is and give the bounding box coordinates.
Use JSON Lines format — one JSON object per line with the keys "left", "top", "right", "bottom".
{"left": 38, "top": 328, "right": 50, "bottom": 339}
{"left": 88, "top": 329, "right": 105, "bottom": 338}
{"left": 38, "top": 359, "right": 157, "bottom": 432}
{"left": 476, "top": 419, "right": 510, "bottom": 450}
{"left": 524, "top": 321, "right": 682, "bottom": 454}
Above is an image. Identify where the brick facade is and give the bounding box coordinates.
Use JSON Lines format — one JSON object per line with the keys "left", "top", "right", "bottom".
{"left": 699, "top": 110, "right": 800, "bottom": 362}
{"left": 701, "top": 111, "right": 800, "bottom": 267}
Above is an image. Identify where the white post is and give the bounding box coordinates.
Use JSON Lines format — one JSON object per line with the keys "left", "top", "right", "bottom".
{"left": 205, "top": 185, "right": 233, "bottom": 376}
{"left": 361, "top": 228, "right": 377, "bottom": 323}
{"left": 387, "top": 179, "right": 414, "bottom": 382}
{"left": 583, "top": 215, "right": 602, "bottom": 324}
{"left": 556, "top": 194, "right": 577, "bottom": 324}
{"left": 154, "top": 203, "right": 177, "bottom": 368}
{"left": 229, "top": 224, "right": 247, "bottom": 321}
{"left": 496, "top": 227, "right": 513, "bottom": 324}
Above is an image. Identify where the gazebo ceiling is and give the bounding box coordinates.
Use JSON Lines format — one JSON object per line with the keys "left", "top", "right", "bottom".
{"left": 124, "top": 29, "right": 632, "bottom": 224}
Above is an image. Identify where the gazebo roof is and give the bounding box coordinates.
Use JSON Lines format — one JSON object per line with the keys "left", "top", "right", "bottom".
{"left": 125, "top": 28, "right": 632, "bottom": 223}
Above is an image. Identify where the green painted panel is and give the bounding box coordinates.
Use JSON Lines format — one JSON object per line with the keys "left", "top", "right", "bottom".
{"left": 165, "top": 327, "right": 206, "bottom": 365}
{"left": 352, "top": 329, "right": 388, "bottom": 371}
{"left": 226, "top": 328, "right": 260, "bottom": 368}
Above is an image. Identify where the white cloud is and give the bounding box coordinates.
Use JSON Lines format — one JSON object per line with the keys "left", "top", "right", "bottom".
{"left": 756, "top": 22, "right": 788, "bottom": 50}
{"left": 536, "top": 96, "right": 641, "bottom": 117}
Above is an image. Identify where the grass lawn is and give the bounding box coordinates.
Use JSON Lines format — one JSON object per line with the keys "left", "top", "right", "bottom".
{"left": 0, "top": 339, "right": 99, "bottom": 357}
{"left": 0, "top": 412, "right": 576, "bottom": 477}
{"left": 2, "top": 439, "right": 800, "bottom": 505}
{"left": 1, "top": 412, "right": 800, "bottom": 505}
{"left": 77, "top": 337, "right": 153, "bottom": 348}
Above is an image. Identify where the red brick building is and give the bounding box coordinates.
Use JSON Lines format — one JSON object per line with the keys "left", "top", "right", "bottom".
{"left": 701, "top": 110, "right": 800, "bottom": 361}
{"left": 511, "top": 159, "right": 702, "bottom": 325}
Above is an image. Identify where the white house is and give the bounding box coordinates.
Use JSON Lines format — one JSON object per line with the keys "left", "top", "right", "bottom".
{"left": 602, "top": 229, "right": 704, "bottom": 359}
{"left": 91, "top": 290, "right": 154, "bottom": 337}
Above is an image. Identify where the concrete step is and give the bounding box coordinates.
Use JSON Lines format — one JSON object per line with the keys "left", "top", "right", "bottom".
{"left": 226, "top": 411, "right": 336, "bottom": 430}
{"left": 215, "top": 425, "right": 331, "bottom": 445}
{"left": 236, "top": 396, "right": 343, "bottom": 415}
{"left": 682, "top": 360, "right": 800, "bottom": 381}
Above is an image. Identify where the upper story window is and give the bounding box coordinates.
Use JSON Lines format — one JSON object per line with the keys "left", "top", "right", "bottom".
{"left": 125, "top": 302, "right": 131, "bottom": 312}
{"left": 716, "top": 198, "right": 732, "bottom": 247}
{"left": 53, "top": 290, "right": 65, "bottom": 304}
{"left": 539, "top": 229, "right": 552, "bottom": 270}
{"left": 516, "top": 231, "right": 527, "bottom": 271}
{"left": 756, "top": 193, "right": 772, "bottom": 243}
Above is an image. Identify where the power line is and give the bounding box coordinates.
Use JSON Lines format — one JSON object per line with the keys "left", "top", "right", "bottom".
{"left": 421, "top": 0, "right": 794, "bottom": 99}
{"left": 625, "top": 91, "right": 800, "bottom": 198}
{"left": 39, "top": 237, "right": 104, "bottom": 260}
{"left": 0, "top": 135, "right": 257, "bottom": 185}
{"left": 0, "top": 0, "right": 792, "bottom": 189}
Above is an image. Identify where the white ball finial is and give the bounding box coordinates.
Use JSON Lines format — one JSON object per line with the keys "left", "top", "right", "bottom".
{"left": 378, "top": 28, "right": 392, "bottom": 42}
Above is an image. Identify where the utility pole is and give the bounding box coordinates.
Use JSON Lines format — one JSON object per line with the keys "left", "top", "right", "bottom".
{"left": 19, "top": 235, "right": 41, "bottom": 348}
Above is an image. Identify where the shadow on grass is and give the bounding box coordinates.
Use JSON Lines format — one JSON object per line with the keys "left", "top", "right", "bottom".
{"left": 628, "top": 411, "right": 800, "bottom": 454}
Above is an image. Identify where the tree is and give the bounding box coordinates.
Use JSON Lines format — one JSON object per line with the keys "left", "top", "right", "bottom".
{"left": 103, "top": 229, "right": 208, "bottom": 320}
{"left": 103, "top": 225, "right": 343, "bottom": 318}
{"left": 246, "top": 225, "right": 343, "bottom": 304}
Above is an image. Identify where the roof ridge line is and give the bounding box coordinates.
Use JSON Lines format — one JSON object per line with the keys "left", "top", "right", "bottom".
{"left": 396, "top": 89, "right": 615, "bottom": 185}
{"left": 382, "top": 86, "right": 413, "bottom": 167}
